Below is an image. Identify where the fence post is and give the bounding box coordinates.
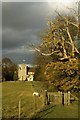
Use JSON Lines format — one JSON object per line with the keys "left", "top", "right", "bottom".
{"left": 67, "top": 91, "right": 70, "bottom": 105}
{"left": 34, "top": 95, "right": 36, "bottom": 112}
{"left": 48, "top": 94, "right": 50, "bottom": 104}
{"left": 58, "top": 91, "right": 62, "bottom": 104}
{"left": 64, "top": 92, "right": 67, "bottom": 105}
{"left": 60, "top": 92, "right": 62, "bottom": 104}
{"left": 59, "top": 92, "right": 62, "bottom": 104}
{"left": 18, "top": 99, "right": 21, "bottom": 120}
{"left": 44, "top": 90, "right": 48, "bottom": 105}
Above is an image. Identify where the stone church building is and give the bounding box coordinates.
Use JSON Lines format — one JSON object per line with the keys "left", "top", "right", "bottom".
{"left": 18, "top": 63, "right": 35, "bottom": 81}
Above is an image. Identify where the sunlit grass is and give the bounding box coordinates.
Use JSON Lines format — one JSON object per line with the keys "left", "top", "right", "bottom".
{"left": 2, "top": 81, "right": 44, "bottom": 118}
{"left": 2, "top": 81, "right": 79, "bottom": 119}
{"left": 33, "top": 101, "right": 78, "bottom": 119}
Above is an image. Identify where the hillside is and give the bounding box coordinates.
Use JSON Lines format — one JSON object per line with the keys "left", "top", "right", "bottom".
{"left": 2, "top": 81, "right": 45, "bottom": 119}
{"left": 2, "top": 81, "right": 79, "bottom": 119}
{"left": 0, "top": 65, "right": 2, "bottom": 82}
{"left": 32, "top": 101, "right": 78, "bottom": 119}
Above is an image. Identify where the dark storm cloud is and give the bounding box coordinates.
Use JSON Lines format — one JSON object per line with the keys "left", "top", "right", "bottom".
{"left": 2, "top": 1, "right": 76, "bottom": 64}
{"left": 2, "top": 2, "right": 53, "bottom": 50}
{"left": 2, "top": 2, "right": 75, "bottom": 64}
{"left": 0, "top": 2, "right": 2, "bottom": 61}
{"left": 2, "top": 2, "right": 55, "bottom": 63}
{"left": 2, "top": 2, "right": 51, "bottom": 30}
{"left": 2, "top": 28, "right": 40, "bottom": 49}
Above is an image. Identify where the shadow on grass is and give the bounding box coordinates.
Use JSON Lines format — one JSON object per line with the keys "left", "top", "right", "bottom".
{"left": 31, "top": 104, "right": 56, "bottom": 119}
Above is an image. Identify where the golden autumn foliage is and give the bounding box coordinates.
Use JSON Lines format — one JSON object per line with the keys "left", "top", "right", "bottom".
{"left": 35, "top": 9, "right": 80, "bottom": 91}
{"left": 44, "top": 58, "right": 79, "bottom": 91}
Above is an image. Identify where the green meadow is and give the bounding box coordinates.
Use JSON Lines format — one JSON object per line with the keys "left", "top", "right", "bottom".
{"left": 32, "top": 101, "right": 79, "bottom": 119}
{"left": 2, "top": 81, "right": 44, "bottom": 119}
{"left": 2, "top": 81, "right": 79, "bottom": 119}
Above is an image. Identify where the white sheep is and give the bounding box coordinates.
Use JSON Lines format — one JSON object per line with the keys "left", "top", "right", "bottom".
{"left": 33, "top": 92, "right": 40, "bottom": 97}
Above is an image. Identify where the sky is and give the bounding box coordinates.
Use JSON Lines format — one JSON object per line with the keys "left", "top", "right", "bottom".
{"left": 2, "top": 0, "right": 78, "bottom": 64}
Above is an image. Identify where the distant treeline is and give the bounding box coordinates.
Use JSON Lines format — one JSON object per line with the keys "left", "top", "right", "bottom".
{"left": 2, "top": 58, "right": 18, "bottom": 81}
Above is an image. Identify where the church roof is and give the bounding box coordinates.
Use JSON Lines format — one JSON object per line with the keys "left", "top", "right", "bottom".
{"left": 28, "top": 67, "right": 35, "bottom": 72}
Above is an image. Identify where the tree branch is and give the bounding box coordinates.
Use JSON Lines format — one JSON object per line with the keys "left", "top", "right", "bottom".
{"left": 34, "top": 47, "right": 59, "bottom": 56}
{"left": 55, "top": 10, "right": 79, "bottom": 28}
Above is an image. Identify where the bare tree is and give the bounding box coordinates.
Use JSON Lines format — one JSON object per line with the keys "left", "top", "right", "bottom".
{"left": 34, "top": 3, "right": 80, "bottom": 60}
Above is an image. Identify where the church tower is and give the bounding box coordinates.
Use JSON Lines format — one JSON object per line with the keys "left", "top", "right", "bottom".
{"left": 18, "top": 64, "right": 27, "bottom": 81}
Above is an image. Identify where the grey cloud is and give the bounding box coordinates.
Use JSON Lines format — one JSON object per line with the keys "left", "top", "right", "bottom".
{"left": 3, "top": 51, "right": 37, "bottom": 64}
{"left": 2, "top": 2, "right": 76, "bottom": 64}
{"left": 2, "top": 2, "right": 52, "bottom": 30}
{"left": 2, "top": 2, "right": 53, "bottom": 52}
{"left": 2, "top": 28, "right": 41, "bottom": 50}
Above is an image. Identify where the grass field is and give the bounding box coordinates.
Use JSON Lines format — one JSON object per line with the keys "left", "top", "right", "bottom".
{"left": 2, "top": 81, "right": 79, "bottom": 119}
{"left": 0, "top": 83, "right": 2, "bottom": 119}
{"left": 32, "top": 101, "right": 79, "bottom": 119}
{"left": 2, "top": 81, "right": 44, "bottom": 119}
